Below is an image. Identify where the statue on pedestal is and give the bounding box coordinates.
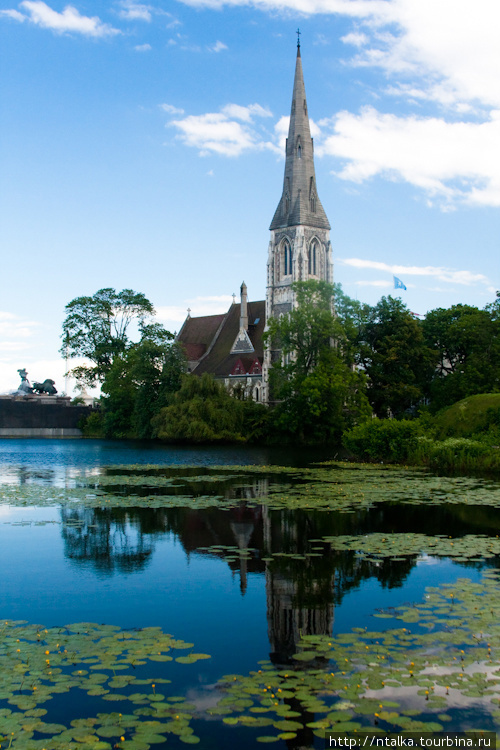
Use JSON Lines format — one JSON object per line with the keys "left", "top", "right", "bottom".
{"left": 15, "top": 370, "right": 58, "bottom": 396}
{"left": 17, "top": 368, "right": 33, "bottom": 394}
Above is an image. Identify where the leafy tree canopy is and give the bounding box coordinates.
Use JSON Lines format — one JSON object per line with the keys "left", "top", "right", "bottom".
{"left": 265, "top": 280, "right": 341, "bottom": 378}
{"left": 153, "top": 373, "right": 267, "bottom": 443}
{"left": 359, "top": 296, "right": 436, "bottom": 418}
{"left": 423, "top": 301, "right": 500, "bottom": 410}
{"left": 61, "top": 288, "right": 154, "bottom": 386}
{"left": 101, "top": 322, "right": 186, "bottom": 439}
{"left": 265, "top": 281, "right": 371, "bottom": 443}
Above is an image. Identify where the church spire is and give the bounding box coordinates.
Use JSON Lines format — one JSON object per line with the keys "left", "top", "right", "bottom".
{"left": 270, "top": 42, "right": 330, "bottom": 231}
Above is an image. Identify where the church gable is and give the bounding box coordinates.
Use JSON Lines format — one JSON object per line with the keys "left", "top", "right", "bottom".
{"left": 231, "top": 328, "right": 254, "bottom": 355}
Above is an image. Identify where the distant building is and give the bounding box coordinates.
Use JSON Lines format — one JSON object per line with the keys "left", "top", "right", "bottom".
{"left": 177, "top": 41, "right": 332, "bottom": 404}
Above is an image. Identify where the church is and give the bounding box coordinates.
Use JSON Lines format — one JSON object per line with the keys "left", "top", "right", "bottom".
{"left": 177, "top": 41, "right": 333, "bottom": 404}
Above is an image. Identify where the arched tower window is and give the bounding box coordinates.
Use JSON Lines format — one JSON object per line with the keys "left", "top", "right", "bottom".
{"left": 283, "top": 240, "right": 292, "bottom": 277}
{"left": 308, "top": 239, "right": 318, "bottom": 276}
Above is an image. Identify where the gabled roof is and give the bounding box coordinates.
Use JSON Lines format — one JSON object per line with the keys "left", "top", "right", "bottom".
{"left": 270, "top": 46, "right": 330, "bottom": 232}
{"left": 178, "top": 301, "right": 266, "bottom": 379}
{"left": 176, "top": 313, "right": 225, "bottom": 362}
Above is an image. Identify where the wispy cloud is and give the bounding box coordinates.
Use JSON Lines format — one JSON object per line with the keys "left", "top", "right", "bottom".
{"left": 221, "top": 103, "right": 272, "bottom": 122}
{"left": 160, "top": 103, "right": 185, "bottom": 116}
{"left": 134, "top": 43, "right": 151, "bottom": 51}
{"left": 339, "top": 258, "right": 491, "bottom": 287}
{"left": 118, "top": 1, "right": 152, "bottom": 21}
{"left": 0, "top": 9, "right": 26, "bottom": 21}
{"left": 2, "top": 1, "right": 120, "bottom": 36}
{"left": 208, "top": 40, "right": 227, "bottom": 52}
{"left": 0, "top": 311, "right": 41, "bottom": 339}
{"left": 116, "top": 0, "right": 179, "bottom": 26}
{"left": 166, "top": 103, "right": 278, "bottom": 157}
{"left": 341, "top": 31, "right": 368, "bottom": 47}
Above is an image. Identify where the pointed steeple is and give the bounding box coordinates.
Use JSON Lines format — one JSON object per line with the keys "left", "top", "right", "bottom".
{"left": 270, "top": 44, "right": 330, "bottom": 231}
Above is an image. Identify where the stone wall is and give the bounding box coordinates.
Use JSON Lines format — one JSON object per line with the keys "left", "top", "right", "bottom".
{"left": 0, "top": 397, "right": 93, "bottom": 437}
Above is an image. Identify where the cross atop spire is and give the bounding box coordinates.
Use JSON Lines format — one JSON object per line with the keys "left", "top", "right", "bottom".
{"left": 296, "top": 28, "right": 301, "bottom": 48}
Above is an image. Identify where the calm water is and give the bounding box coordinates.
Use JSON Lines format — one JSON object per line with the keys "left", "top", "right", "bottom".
{"left": 1, "top": 439, "right": 500, "bottom": 748}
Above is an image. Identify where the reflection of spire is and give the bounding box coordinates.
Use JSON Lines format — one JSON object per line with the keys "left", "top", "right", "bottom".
{"left": 230, "top": 520, "right": 254, "bottom": 595}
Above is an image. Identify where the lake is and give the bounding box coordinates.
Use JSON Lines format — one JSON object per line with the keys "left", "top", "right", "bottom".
{"left": 1, "top": 439, "right": 500, "bottom": 749}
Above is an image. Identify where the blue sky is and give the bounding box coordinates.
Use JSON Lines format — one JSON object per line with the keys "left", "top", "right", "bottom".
{"left": 1, "top": 0, "right": 499, "bottom": 395}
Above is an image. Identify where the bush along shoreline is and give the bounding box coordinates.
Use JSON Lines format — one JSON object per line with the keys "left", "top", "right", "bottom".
{"left": 342, "top": 394, "right": 500, "bottom": 475}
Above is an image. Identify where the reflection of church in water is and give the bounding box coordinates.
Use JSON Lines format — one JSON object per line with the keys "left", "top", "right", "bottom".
{"left": 177, "top": 41, "right": 333, "bottom": 405}
{"left": 263, "top": 507, "right": 335, "bottom": 665}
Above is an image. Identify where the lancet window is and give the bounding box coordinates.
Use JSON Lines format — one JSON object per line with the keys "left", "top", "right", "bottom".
{"left": 308, "top": 239, "right": 318, "bottom": 276}
{"left": 283, "top": 240, "right": 293, "bottom": 277}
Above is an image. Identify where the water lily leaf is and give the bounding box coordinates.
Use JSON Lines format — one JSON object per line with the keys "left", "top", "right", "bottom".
{"left": 256, "top": 737, "right": 280, "bottom": 743}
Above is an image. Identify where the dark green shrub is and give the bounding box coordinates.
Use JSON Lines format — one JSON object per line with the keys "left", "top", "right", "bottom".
{"left": 80, "top": 411, "right": 104, "bottom": 438}
{"left": 343, "top": 419, "right": 422, "bottom": 462}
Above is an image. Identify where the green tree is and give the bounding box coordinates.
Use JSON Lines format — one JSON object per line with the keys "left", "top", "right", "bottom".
{"left": 359, "top": 296, "right": 435, "bottom": 418}
{"left": 423, "top": 301, "right": 500, "bottom": 410}
{"left": 101, "top": 323, "right": 186, "bottom": 439}
{"left": 332, "top": 283, "right": 371, "bottom": 368}
{"left": 61, "top": 288, "right": 154, "bottom": 386}
{"left": 265, "top": 281, "right": 371, "bottom": 443}
{"left": 266, "top": 280, "right": 338, "bottom": 378}
{"left": 153, "top": 373, "right": 267, "bottom": 443}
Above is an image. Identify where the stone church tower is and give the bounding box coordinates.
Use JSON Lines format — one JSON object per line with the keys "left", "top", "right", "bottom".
{"left": 263, "top": 41, "right": 333, "bottom": 403}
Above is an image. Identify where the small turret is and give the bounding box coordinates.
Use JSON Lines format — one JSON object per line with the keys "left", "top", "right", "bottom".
{"left": 240, "top": 281, "right": 248, "bottom": 331}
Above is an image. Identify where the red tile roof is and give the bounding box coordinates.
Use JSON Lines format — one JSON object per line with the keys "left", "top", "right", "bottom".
{"left": 177, "top": 301, "right": 265, "bottom": 378}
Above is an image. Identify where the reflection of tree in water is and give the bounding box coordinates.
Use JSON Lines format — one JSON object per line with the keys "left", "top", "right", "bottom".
{"left": 95, "top": 469, "right": 270, "bottom": 503}
{"left": 6, "top": 465, "right": 56, "bottom": 486}
{"left": 61, "top": 508, "right": 157, "bottom": 575}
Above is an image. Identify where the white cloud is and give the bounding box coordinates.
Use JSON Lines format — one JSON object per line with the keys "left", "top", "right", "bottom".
{"left": 176, "top": 0, "right": 392, "bottom": 16}
{"left": 221, "top": 103, "right": 272, "bottom": 122}
{"left": 0, "top": 342, "right": 29, "bottom": 352}
{"left": 0, "top": 312, "right": 40, "bottom": 339}
{"left": 134, "top": 43, "right": 151, "bottom": 51}
{"left": 161, "top": 103, "right": 185, "bottom": 115}
{"left": 320, "top": 107, "right": 500, "bottom": 208}
{"left": 118, "top": 1, "right": 152, "bottom": 21}
{"left": 208, "top": 40, "right": 227, "bottom": 53}
{"left": 339, "top": 258, "right": 491, "bottom": 287}
{"left": 5, "top": 1, "right": 121, "bottom": 37}
{"left": 341, "top": 31, "right": 368, "bottom": 47}
{"left": 167, "top": 104, "right": 279, "bottom": 157}
{"left": 0, "top": 9, "right": 26, "bottom": 21}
